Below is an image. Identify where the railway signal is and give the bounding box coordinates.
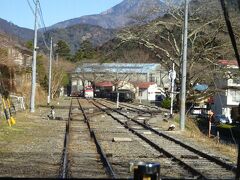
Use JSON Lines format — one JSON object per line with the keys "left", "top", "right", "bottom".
{"left": 169, "top": 63, "right": 176, "bottom": 118}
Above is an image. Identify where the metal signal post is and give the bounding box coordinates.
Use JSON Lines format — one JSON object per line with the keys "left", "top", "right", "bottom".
{"left": 169, "top": 63, "right": 176, "bottom": 118}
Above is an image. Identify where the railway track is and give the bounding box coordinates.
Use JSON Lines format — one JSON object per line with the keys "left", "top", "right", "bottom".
{"left": 81, "top": 98, "right": 194, "bottom": 179}
{"left": 92, "top": 99, "right": 237, "bottom": 179}
{"left": 130, "top": 101, "right": 163, "bottom": 110}
{"left": 59, "top": 98, "right": 116, "bottom": 178}
{"left": 99, "top": 98, "right": 161, "bottom": 116}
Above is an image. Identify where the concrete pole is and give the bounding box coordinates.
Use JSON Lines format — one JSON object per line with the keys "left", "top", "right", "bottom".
{"left": 47, "top": 37, "right": 53, "bottom": 105}
{"left": 170, "top": 63, "right": 175, "bottom": 118}
{"left": 30, "top": 0, "right": 39, "bottom": 113}
{"left": 180, "top": 0, "right": 189, "bottom": 130}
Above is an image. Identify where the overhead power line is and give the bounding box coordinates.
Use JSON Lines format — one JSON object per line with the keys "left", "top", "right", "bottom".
{"left": 38, "top": 1, "right": 47, "bottom": 32}
{"left": 26, "top": 0, "right": 35, "bottom": 15}
{"left": 38, "top": 1, "right": 50, "bottom": 50}
{"left": 26, "top": 0, "right": 50, "bottom": 50}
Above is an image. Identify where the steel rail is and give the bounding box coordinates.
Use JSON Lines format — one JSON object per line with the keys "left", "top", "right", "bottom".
{"left": 77, "top": 98, "right": 117, "bottom": 179}
{"left": 97, "top": 100, "right": 237, "bottom": 172}
{"left": 91, "top": 130, "right": 117, "bottom": 179}
{"left": 59, "top": 98, "right": 73, "bottom": 178}
{"left": 131, "top": 101, "right": 160, "bottom": 110}
{"left": 114, "top": 105, "right": 237, "bottom": 173}
{"left": 93, "top": 100, "right": 237, "bottom": 178}
{"left": 91, "top": 100, "right": 204, "bottom": 179}
{"left": 99, "top": 98, "right": 158, "bottom": 115}
{"left": 119, "top": 102, "right": 160, "bottom": 115}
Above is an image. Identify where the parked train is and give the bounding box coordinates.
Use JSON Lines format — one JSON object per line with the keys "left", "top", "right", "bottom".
{"left": 70, "top": 85, "right": 135, "bottom": 102}
{"left": 95, "top": 89, "right": 135, "bottom": 102}
{"left": 70, "top": 86, "right": 93, "bottom": 98}
{"left": 84, "top": 86, "right": 94, "bottom": 98}
{"left": 110, "top": 90, "right": 135, "bottom": 102}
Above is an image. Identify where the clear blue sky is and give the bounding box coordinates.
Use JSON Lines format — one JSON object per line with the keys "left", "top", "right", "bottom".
{"left": 0, "top": 0, "right": 123, "bottom": 29}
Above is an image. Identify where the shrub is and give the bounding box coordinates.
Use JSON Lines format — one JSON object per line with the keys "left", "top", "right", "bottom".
{"left": 161, "top": 98, "right": 171, "bottom": 109}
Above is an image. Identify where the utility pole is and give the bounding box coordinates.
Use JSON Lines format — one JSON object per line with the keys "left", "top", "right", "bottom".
{"left": 170, "top": 63, "right": 176, "bottom": 118}
{"left": 180, "top": 0, "right": 189, "bottom": 130}
{"left": 47, "top": 37, "right": 53, "bottom": 105}
{"left": 30, "top": 0, "right": 39, "bottom": 113}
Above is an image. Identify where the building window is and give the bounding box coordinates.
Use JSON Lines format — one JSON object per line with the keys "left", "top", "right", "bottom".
{"left": 233, "top": 78, "right": 240, "bottom": 84}
{"left": 229, "top": 90, "right": 240, "bottom": 102}
{"left": 139, "top": 90, "right": 143, "bottom": 97}
{"left": 149, "top": 74, "right": 155, "bottom": 82}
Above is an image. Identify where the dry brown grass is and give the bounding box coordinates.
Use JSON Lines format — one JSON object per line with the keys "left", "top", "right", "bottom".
{"left": 17, "top": 82, "right": 47, "bottom": 108}
{"left": 175, "top": 115, "right": 238, "bottom": 163}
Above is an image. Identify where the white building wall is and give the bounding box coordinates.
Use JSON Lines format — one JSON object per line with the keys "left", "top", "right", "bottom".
{"left": 138, "top": 84, "right": 162, "bottom": 101}
{"left": 227, "top": 89, "right": 240, "bottom": 106}
{"left": 139, "top": 89, "right": 148, "bottom": 100}
{"left": 147, "top": 84, "right": 158, "bottom": 101}
{"left": 213, "top": 70, "right": 240, "bottom": 122}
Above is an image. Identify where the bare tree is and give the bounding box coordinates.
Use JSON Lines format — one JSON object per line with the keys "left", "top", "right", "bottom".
{"left": 116, "top": 0, "right": 237, "bottom": 103}
{"left": 123, "top": 49, "right": 150, "bottom": 63}
{"left": 51, "top": 58, "right": 75, "bottom": 98}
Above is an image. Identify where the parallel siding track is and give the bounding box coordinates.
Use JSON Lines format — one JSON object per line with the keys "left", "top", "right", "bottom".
{"left": 92, "top": 99, "right": 236, "bottom": 179}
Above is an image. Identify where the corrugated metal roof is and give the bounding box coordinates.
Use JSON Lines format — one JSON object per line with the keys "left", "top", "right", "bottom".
{"left": 74, "top": 63, "right": 160, "bottom": 74}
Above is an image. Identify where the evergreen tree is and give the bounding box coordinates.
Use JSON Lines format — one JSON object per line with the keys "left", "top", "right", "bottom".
{"left": 72, "top": 40, "right": 94, "bottom": 62}
{"left": 55, "top": 40, "right": 71, "bottom": 60}
{"left": 25, "top": 40, "right": 33, "bottom": 50}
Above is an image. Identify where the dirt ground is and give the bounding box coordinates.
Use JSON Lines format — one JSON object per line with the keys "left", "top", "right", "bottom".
{"left": 148, "top": 114, "right": 238, "bottom": 164}
{"left": 0, "top": 97, "right": 69, "bottom": 178}
{"left": 0, "top": 97, "right": 238, "bottom": 178}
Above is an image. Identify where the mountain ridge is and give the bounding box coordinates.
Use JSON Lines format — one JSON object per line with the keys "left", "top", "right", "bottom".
{"left": 0, "top": 0, "right": 178, "bottom": 53}
{"left": 0, "top": 18, "right": 33, "bottom": 41}
{"left": 48, "top": 0, "right": 167, "bottom": 30}
{"left": 39, "top": 23, "right": 116, "bottom": 53}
